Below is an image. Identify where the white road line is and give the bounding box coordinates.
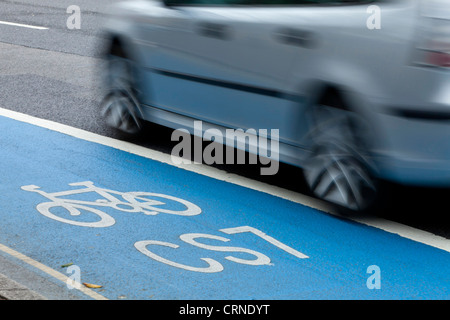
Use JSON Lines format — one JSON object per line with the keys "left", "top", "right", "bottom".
{"left": 0, "top": 20, "right": 48, "bottom": 30}
{"left": 0, "top": 107, "right": 449, "bottom": 255}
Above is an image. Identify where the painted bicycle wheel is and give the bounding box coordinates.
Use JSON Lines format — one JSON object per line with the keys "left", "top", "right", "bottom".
{"left": 36, "top": 202, "right": 116, "bottom": 228}
{"left": 122, "top": 192, "right": 202, "bottom": 216}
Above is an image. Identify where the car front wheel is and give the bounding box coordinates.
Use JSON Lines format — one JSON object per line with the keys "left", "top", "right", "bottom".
{"left": 100, "top": 44, "right": 143, "bottom": 136}
{"left": 303, "top": 100, "right": 379, "bottom": 213}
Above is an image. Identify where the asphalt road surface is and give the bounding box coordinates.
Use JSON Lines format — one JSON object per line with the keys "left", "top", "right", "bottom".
{"left": 0, "top": 0, "right": 449, "bottom": 301}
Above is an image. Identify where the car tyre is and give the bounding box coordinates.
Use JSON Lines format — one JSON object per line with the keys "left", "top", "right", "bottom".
{"left": 100, "top": 44, "right": 143, "bottom": 136}
{"left": 303, "top": 96, "right": 379, "bottom": 213}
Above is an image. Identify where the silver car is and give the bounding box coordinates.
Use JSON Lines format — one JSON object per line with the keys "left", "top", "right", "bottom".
{"left": 99, "top": 0, "right": 450, "bottom": 212}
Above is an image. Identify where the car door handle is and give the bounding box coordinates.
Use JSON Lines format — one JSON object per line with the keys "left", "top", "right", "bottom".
{"left": 273, "top": 28, "right": 317, "bottom": 48}
{"left": 197, "top": 22, "right": 231, "bottom": 40}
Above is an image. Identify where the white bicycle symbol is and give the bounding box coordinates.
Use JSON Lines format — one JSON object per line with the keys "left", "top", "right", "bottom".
{"left": 21, "top": 181, "right": 202, "bottom": 227}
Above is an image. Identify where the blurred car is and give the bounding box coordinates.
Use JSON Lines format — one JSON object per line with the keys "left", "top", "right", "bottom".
{"left": 99, "top": 0, "right": 450, "bottom": 212}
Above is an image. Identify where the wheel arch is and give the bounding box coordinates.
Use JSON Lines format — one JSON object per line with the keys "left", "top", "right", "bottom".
{"left": 301, "top": 80, "right": 383, "bottom": 171}
{"left": 104, "top": 34, "right": 132, "bottom": 58}
{"left": 305, "top": 81, "right": 361, "bottom": 113}
{"left": 304, "top": 80, "right": 380, "bottom": 144}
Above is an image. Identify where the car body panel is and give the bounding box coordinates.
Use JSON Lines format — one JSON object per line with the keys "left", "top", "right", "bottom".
{"left": 102, "top": 0, "right": 450, "bottom": 187}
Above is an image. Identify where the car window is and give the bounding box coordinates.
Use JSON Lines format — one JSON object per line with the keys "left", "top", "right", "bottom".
{"left": 164, "top": 0, "right": 377, "bottom": 6}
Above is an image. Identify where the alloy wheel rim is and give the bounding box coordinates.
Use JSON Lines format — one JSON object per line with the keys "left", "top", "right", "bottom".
{"left": 304, "top": 142, "right": 377, "bottom": 211}
{"left": 304, "top": 106, "right": 377, "bottom": 211}
{"left": 100, "top": 55, "right": 142, "bottom": 135}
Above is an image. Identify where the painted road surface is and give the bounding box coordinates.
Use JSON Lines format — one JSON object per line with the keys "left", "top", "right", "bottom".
{"left": 0, "top": 110, "right": 449, "bottom": 300}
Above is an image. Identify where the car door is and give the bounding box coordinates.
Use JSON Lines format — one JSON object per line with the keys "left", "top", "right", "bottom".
{"left": 136, "top": 0, "right": 308, "bottom": 145}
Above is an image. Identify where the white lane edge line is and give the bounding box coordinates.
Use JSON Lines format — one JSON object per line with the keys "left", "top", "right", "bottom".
{"left": 0, "top": 107, "right": 449, "bottom": 254}
{"left": 0, "top": 20, "right": 49, "bottom": 30}
{"left": 0, "top": 243, "right": 108, "bottom": 300}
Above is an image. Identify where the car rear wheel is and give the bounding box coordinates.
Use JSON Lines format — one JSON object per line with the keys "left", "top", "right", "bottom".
{"left": 100, "top": 44, "right": 143, "bottom": 135}
{"left": 303, "top": 97, "right": 379, "bottom": 213}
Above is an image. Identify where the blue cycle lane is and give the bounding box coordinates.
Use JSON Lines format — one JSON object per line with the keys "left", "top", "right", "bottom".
{"left": 0, "top": 112, "right": 449, "bottom": 300}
